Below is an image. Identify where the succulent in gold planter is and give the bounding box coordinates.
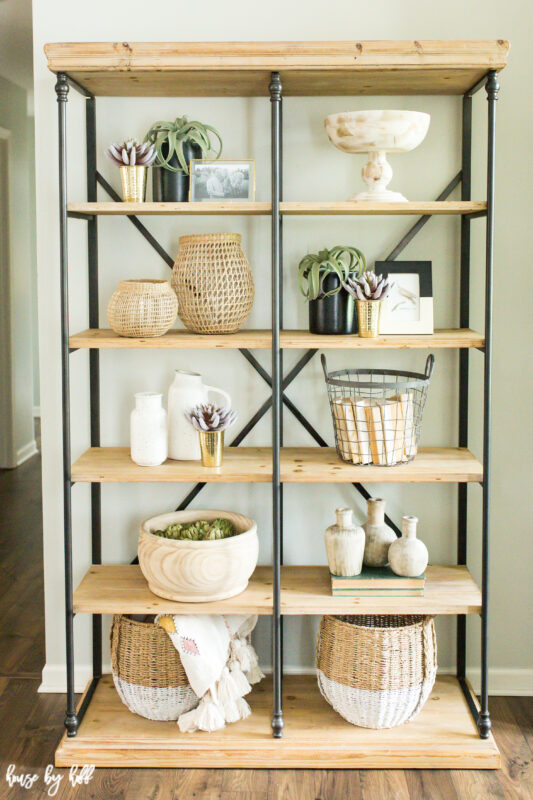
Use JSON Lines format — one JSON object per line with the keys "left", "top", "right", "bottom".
{"left": 105, "top": 139, "right": 156, "bottom": 202}
{"left": 344, "top": 270, "right": 392, "bottom": 338}
{"left": 185, "top": 403, "right": 237, "bottom": 467}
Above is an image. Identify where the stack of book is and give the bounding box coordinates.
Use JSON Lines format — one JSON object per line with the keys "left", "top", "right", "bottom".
{"left": 332, "top": 394, "right": 417, "bottom": 466}
{"left": 330, "top": 565, "right": 425, "bottom": 597}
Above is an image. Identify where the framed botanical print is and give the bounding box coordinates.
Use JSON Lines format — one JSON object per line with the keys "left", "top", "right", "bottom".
{"left": 375, "top": 261, "right": 434, "bottom": 335}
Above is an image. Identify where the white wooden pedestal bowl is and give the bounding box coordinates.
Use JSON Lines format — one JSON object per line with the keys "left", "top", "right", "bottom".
{"left": 138, "top": 509, "right": 258, "bottom": 602}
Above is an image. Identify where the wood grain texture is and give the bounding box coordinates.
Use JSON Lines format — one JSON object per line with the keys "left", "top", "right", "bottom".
{"left": 54, "top": 674, "right": 500, "bottom": 768}
{"left": 68, "top": 201, "right": 271, "bottom": 215}
{"left": 73, "top": 564, "right": 273, "bottom": 614}
{"left": 71, "top": 446, "right": 483, "bottom": 483}
{"left": 72, "top": 564, "right": 481, "bottom": 615}
{"left": 69, "top": 327, "right": 484, "bottom": 351}
{"left": 281, "top": 201, "right": 486, "bottom": 215}
{"left": 280, "top": 565, "right": 481, "bottom": 615}
{"left": 44, "top": 40, "right": 509, "bottom": 97}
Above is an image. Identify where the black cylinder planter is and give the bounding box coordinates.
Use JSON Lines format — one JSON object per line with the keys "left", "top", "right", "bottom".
{"left": 308, "top": 273, "right": 357, "bottom": 335}
{"left": 152, "top": 141, "right": 203, "bottom": 202}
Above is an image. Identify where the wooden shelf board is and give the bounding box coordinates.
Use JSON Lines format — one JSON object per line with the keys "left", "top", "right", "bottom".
{"left": 69, "top": 328, "right": 484, "bottom": 351}
{"left": 74, "top": 565, "right": 273, "bottom": 615}
{"left": 281, "top": 328, "right": 484, "bottom": 349}
{"left": 45, "top": 41, "right": 508, "bottom": 97}
{"left": 69, "top": 328, "right": 272, "bottom": 349}
{"left": 281, "top": 446, "right": 482, "bottom": 483}
{"left": 71, "top": 447, "right": 272, "bottom": 483}
{"left": 55, "top": 674, "right": 499, "bottom": 768}
{"left": 281, "top": 201, "right": 486, "bottom": 215}
{"left": 71, "top": 446, "right": 482, "bottom": 483}
{"left": 68, "top": 201, "right": 271, "bottom": 215}
{"left": 73, "top": 564, "right": 480, "bottom": 616}
{"left": 281, "top": 565, "right": 481, "bottom": 614}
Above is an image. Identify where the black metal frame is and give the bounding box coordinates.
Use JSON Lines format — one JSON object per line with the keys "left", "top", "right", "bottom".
{"left": 55, "top": 66, "right": 498, "bottom": 741}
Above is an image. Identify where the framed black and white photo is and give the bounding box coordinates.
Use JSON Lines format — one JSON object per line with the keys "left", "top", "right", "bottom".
{"left": 375, "top": 261, "right": 434, "bottom": 335}
{"left": 189, "top": 159, "right": 255, "bottom": 202}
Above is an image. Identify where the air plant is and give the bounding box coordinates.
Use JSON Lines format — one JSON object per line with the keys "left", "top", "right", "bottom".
{"left": 298, "top": 246, "right": 366, "bottom": 301}
{"left": 185, "top": 403, "right": 237, "bottom": 433}
{"left": 105, "top": 139, "right": 156, "bottom": 167}
{"left": 344, "top": 270, "right": 391, "bottom": 302}
{"left": 144, "top": 116, "right": 223, "bottom": 174}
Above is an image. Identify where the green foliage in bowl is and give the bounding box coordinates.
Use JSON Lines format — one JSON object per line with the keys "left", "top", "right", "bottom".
{"left": 153, "top": 518, "right": 237, "bottom": 541}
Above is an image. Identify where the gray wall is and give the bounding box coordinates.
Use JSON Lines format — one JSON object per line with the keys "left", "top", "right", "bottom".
{"left": 33, "top": 1, "right": 533, "bottom": 694}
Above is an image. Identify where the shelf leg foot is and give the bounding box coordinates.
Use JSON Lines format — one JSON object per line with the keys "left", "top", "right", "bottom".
{"left": 477, "top": 710, "right": 492, "bottom": 739}
{"left": 65, "top": 712, "right": 79, "bottom": 738}
{"left": 271, "top": 712, "right": 284, "bottom": 739}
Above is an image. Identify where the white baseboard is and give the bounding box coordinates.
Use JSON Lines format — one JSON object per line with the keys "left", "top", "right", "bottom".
{"left": 33, "top": 406, "right": 40, "bottom": 418}
{"left": 39, "top": 663, "right": 533, "bottom": 696}
{"left": 16, "top": 439, "right": 38, "bottom": 465}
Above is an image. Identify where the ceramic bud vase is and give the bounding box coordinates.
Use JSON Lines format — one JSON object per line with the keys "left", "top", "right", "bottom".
{"left": 130, "top": 392, "right": 167, "bottom": 467}
{"left": 324, "top": 508, "right": 366, "bottom": 576}
{"left": 168, "top": 369, "right": 230, "bottom": 461}
{"left": 363, "top": 497, "right": 397, "bottom": 567}
{"left": 389, "top": 515, "right": 429, "bottom": 577}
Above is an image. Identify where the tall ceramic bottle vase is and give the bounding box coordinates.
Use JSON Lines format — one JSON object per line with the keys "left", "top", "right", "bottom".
{"left": 388, "top": 515, "right": 429, "bottom": 577}
{"left": 130, "top": 392, "right": 168, "bottom": 467}
{"left": 168, "top": 369, "right": 231, "bottom": 461}
{"left": 363, "top": 497, "right": 397, "bottom": 567}
{"left": 324, "top": 508, "right": 366, "bottom": 577}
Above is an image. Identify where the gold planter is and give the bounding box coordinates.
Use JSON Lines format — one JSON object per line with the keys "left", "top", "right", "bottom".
{"left": 356, "top": 299, "right": 382, "bottom": 338}
{"left": 120, "top": 165, "right": 146, "bottom": 202}
{"left": 198, "top": 430, "right": 224, "bottom": 467}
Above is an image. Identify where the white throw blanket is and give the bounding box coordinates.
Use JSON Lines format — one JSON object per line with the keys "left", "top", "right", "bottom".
{"left": 156, "top": 614, "right": 264, "bottom": 732}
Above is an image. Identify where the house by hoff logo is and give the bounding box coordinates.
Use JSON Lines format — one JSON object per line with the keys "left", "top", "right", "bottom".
{"left": 5, "top": 764, "right": 95, "bottom": 796}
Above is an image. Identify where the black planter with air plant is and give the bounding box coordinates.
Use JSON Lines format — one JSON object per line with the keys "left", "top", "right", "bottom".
{"left": 298, "top": 246, "right": 366, "bottom": 334}
{"left": 144, "top": 116, "right": 223, "bottom": 202}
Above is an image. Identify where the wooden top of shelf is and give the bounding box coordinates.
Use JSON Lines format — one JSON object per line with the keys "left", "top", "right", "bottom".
{"left": 69, "top": 328, "right": 484, "bottom": 350}
{"left": 67, "top": 200, "right": 485, "bottom": 216}
{"left": 45, "top": 40, "right": 509, "bottom": 97}
{"left": 71, "top": 446, "right": 483, "bottom": 483}
{"left": 73, "top": 564, "right": 481, "bottom": 615}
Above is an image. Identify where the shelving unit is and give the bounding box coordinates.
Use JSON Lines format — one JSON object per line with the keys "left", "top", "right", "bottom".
{"left": 47, "top": 39, "right": 508, "bottom": 768}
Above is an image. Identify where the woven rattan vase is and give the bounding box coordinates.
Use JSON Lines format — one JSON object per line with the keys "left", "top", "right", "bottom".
{"left": 107, "top": 279, "right": 178, "bottom": 338}
{"left": 110, "top": 615, "right": 197, "bottom": 720}
{"left": 171, "top": 233, "right": 254, "bottom": 334}
{"left": 316, "top": 614, "right": 437, "bottom": 729}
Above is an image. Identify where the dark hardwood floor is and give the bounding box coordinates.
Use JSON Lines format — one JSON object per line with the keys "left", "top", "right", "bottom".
{"left": 0, "top": 449, "right": 532, "bottom": 799}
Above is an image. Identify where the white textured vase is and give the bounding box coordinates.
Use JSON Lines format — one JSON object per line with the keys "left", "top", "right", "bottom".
{"left": 130, "top": 392, "right": 167, "bottom": 467}
{"left": 138, "top": 509, "right": 258, "bottom": 602}
{"left": 363, "top": 497, "right": 397, "bottom": 567}
{"left": 167, "top": 370, "right": 230, "bottom": 461}
{"left": 388, "top": 515, "right": 429, "bottom": 577}
{"left": 324, "top": 508, "right": 365, "bottom": 576}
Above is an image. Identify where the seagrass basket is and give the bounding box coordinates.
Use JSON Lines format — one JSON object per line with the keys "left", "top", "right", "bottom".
{"left": 171, "top": 233, "right": 254, "bottom": 333}
{"left": 107, "top": 279, "right": 177, "bottom": 337}
{"left": 316, "top": 614, "right": 437, "bottom": 728}
{"left": 110, "top": 614, "right": 197, "bottom": 720}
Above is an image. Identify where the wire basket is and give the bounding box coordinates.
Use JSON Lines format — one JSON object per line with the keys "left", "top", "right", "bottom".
{"left": 321, "top": 353, "right": 435, "bottom": 466}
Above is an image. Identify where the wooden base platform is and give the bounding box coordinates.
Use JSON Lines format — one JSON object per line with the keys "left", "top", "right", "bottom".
{"left": 55, "top": 675, "right": 500, "bottom": 769}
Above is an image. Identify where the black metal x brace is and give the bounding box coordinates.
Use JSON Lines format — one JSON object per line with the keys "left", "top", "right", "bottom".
{"left": 93, "top": 168, "right": 463, "bottom": 537}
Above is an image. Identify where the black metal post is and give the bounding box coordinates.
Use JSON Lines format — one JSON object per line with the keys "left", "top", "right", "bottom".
{"left": 457, "top": 91, "right": 472, "bottom": 684}
{"left": 56, "top": 73, "right": 77, "bottom": 737}
{"left": 478, "top": 70, "right": 499, "bottom": 740}
{"left": 270, "top": 71, "right": 283, "bottom": 739}
{"left": 86, "top": 96, "right": 102, "bottom": 681}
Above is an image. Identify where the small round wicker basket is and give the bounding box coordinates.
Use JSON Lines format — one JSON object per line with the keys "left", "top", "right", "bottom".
{"left": 171, "top": 233, "right": 254, "bottom": 334}
{"left": 316, "top": 614, "right": 437, "bottom": 729}
{"left": 107, "top": 279, "right": 177, "bottom": 338}
{"left": 110, "top": 614, "right": 197, "bottom": 720}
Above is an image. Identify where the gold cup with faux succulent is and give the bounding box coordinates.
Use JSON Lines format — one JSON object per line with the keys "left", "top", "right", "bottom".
{"left": 343, "top": 270, "right": 392, "bottom": 338}
{"left": 105, "top": 139, "right": 156, "bottom": 202}
{"left": 185, "top": 403, "right": 237, "bottom": 467}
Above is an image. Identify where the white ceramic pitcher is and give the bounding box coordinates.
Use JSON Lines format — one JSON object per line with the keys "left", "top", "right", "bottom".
{"left": 168, "top": 369, "right": 231, "bottom": 461}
